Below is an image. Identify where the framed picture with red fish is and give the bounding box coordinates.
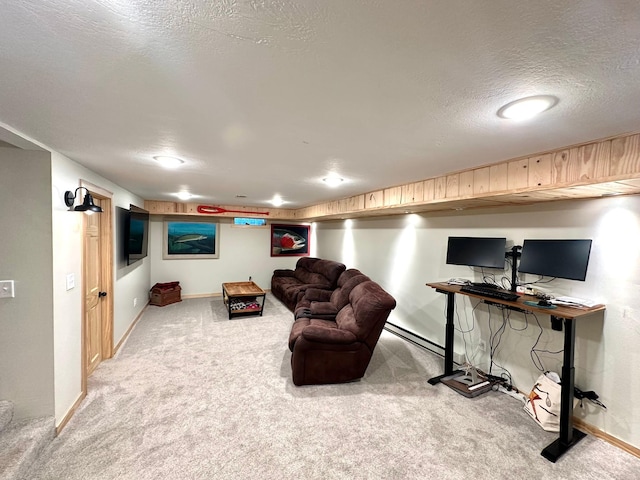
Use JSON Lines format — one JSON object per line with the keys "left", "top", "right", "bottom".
{"left": 270, "top": 224, "right": 310, "bottom": 257}
{"left": 163, "top": 220, "right": 220, "bottom": 259}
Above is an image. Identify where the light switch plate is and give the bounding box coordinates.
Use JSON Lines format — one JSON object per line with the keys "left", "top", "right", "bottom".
{"left": 0, "top": 280, "right": 15, "bottom": 298}
{"left": 66, "top": 274, "right": 75, "bottom": 291}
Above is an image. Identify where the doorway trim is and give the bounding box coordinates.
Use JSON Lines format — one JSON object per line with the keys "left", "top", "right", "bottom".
{"left": 80, "top": 180, "right": 114, "bottom": 395}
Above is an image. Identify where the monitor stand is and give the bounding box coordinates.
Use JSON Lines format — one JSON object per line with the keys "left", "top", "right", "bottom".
{"left": 506, "top": 245, "right": 522, "bottom": 292}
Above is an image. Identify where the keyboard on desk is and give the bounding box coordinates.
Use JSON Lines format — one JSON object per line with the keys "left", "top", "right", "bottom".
{"left": 469, "top": 282, "right": 499, "bottom": 289}
{"left": 460, "top": 285, "right": 519, "bottom": 302}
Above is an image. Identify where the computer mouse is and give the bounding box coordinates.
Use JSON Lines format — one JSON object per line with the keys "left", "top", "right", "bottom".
{"left": 538, "top": 299, "right": 552, "bottom": 307}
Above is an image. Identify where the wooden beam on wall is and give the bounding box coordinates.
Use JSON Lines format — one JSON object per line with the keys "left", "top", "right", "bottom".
{"left": 144, "top": 132, "right": 640, "bottom": 222}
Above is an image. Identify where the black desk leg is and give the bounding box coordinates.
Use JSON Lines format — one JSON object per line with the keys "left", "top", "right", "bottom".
{"left": 541, "top": 317, "right": 586, "bottom": 462}
{"left": 428, "top": 292, "right": 458, "bottom": 385}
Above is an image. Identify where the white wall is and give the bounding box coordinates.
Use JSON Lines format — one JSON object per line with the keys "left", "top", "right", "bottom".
{"left": 0, "top": 148, "right": 54, "bottom": 420}
{"left": 51, "top": 152, "right": 149, "bottom": 425}
{"left": 149, "top": 219, "right": 307, "bottom": 295}
{"left": 315, "top": 195, "right": 640, "bottom": 449}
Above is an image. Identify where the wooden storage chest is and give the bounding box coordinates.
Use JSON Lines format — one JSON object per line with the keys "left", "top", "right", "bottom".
{"left": 150, "top": 281, "right": 182, "bottom": 306}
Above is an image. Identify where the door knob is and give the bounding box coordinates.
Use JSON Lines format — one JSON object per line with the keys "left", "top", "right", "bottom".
{"left": 99, "top": 291, "right": 107, "bottom": 297}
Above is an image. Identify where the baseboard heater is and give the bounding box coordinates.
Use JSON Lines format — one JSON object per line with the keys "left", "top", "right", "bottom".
{"left": 384, "top": 322, "right": 451, "bottom": 362}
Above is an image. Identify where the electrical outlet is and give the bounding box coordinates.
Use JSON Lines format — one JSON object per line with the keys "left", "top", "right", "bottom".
{"left": 133, "top": 297, "right": 138, "bottom": 307}
{"left": 0, "top": 280, "right": 15, "bottom": 298}
{"left": 478, "top": 340, "right": 487, "bottom": 352}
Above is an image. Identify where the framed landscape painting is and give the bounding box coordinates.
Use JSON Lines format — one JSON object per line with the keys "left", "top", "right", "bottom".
{"left": 271, "top": 224, "right": 310, "bottom": 257}
{"left": 163, "top": 220, "right": 220, "bottom": 259}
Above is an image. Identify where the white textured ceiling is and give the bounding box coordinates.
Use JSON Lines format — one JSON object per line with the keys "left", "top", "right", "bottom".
{"left": 1, "top": 1, "right": 640, "bottom": 208}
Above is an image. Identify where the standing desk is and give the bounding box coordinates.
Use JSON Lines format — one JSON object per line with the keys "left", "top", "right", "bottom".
{"left": 426, "top": 282, "right": 605, "bottom": 462}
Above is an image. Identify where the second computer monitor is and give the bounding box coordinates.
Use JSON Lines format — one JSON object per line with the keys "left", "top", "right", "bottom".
{"left": 518, "top": 239, "right": 592, "bottom": 281}
{"left": 446, "top": 236, "right": 507, "bottom": 269}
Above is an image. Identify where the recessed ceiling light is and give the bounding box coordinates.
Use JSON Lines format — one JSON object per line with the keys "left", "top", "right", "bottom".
{"left": 270, "top": 195, "right": 284, "bottom": 207}
{"left": 323, "top": 175, "right": 344, "bottom": 187}
{"left": 153, "top": 155, "right": 184, "bottom": 168}
{"left": 497, "top": 95, "right": 558, "bottom": 120}
{"left": 176, "top": 191, "right": 192, "bottom": 200}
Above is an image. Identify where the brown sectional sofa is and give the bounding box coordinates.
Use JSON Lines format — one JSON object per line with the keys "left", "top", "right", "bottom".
{"left": 290, "top": 280, "right": 396, "bottom": 386}
{"left": 270, "top": 257, "right": 346, "bottom": 311}
{"left": 272, "top": 260, "right": 396, "bottom": 386}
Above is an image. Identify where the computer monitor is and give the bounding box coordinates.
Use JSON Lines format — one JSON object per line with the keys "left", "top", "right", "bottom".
{"left": 446, "top": 236, "right": 507, "bottom": 269}
{"left": 518, "top": 239, "right": 592, "bottom": 281}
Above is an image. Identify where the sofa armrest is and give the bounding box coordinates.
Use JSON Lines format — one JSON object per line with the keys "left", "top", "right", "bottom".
{"left": 272, "top": 269, "right": 296, "bottom": 277}
{"left": 301, "top": 325, "right": 357, "bottom": 344}
{"left": 310, "top": 302, "right": 339, "bottom": 317}
{"left": 303, "top": 288, "right": 333, "bottom": 302}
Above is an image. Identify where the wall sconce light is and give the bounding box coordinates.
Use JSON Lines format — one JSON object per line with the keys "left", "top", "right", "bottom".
{"left": 64, "top": 187, "right": 103, "bottom": 214}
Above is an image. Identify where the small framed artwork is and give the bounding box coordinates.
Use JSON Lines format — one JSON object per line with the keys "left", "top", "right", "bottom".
{"left": 163, "top": 220, "right": 220, "bottom": 259}
{"left": 271, "top": 224, "right": 310, "bottom": 257}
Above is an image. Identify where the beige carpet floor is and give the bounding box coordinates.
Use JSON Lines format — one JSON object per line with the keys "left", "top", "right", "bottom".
{"left": 26, "top": 295, "right": 640, "bottom": 479}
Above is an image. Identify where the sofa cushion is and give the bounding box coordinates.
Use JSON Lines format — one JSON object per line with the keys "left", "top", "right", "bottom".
{"left": 335, "top": 281, "right": 396, "bottom": 348}
{"left": 293, "top": 268, "right": 331, "bottom": 286}
{"left": 288, "top": 318, "right": 336, "bottom": 351}
{"left": 294, "top": 269, "right": 368, "bottom": 319}
{"left": 299, "top": 288, "right": 333, "bottom": 303}
{"left": 313, "top": 259, "right": 347, "bottom": 288}
{"left": 301, "top": 325, "right": 357, "bottom": 344}
{"left": 327, "top": 273, "right": 370, "bottom": 310}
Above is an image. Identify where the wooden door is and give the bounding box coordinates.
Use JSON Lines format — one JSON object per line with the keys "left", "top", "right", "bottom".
{"left": 58, "top": 185, "right": 114, "bottom": 434}
{"left": 84, "top": 201, "right": 103, "bottom": 376}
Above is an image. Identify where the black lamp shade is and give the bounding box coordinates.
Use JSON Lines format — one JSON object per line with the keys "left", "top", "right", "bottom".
{"left": 64, "top": 188, "right": 103, "bottom": 213}
{"left": 76, "top": 192, "right": 103, "bottom": 213}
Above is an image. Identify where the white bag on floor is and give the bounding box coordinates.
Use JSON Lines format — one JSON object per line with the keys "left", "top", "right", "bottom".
{"left": 524, "top": 372, "right": 562, "bottom": 432}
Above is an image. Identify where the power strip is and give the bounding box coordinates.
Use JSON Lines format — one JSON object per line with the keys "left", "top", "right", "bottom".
{"left": 497, "top": 385, "right": 527, "bottom": 404}
{"left": 517, "top": 284, "right": 553, "bottom": 297}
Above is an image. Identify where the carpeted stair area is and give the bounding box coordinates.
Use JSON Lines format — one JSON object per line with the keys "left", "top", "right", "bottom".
{"left": 0, "top": 400, "right": 54, "bottom": 480}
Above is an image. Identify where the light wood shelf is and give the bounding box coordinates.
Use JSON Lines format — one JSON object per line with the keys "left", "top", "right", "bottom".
{"left": 145, "top": 131, "right": 640, "bottom": 222}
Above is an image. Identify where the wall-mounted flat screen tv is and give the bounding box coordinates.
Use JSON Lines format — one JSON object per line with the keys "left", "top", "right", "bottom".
{"left": 446, "top": 236, "right": 507, "bottom": 269}
{"left": 126, "top": 205, "right": 149, "bottom": 265}
{"left": 518, "top": 239, "right": 592, "bottom": 281}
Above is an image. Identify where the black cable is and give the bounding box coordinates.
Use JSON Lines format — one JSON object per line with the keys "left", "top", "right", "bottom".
{"left": 487, "top": 306, "right": 503, "bottom": 372}
{"left": 453, "top": 295, "right": 476, "bottom": 334}
{"left": 487, "top": 303, "right": 495, "bottom": 374}
{"left": 529, "top": 313, "right": 546, "bottom": 371}
{"left": 460, "top": 296, "right": 488, "bottom": 364}
{"left": 575, "top": 387, "right": 607, "bottom": 410}
{"left": 528, "top": 313, "right": 564, "bottom": 371}
{"left": 508, "top": 309, "right": 529, "bottom": 331}
{"left": 451, "top": 294, "right": 480, "bottom": 365}
{"left": 490, "top": 308, "right": 507, "bottom": 358}
{"left": 456, "top": 297, "right": 471, "bottom": 363}
{"left": 528, "top": 276, "right": 557, "bottom": 285}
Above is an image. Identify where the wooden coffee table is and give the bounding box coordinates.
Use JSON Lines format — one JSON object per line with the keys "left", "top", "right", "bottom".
{"left": 221, "top": 281, "right": 266, "bottom": 319}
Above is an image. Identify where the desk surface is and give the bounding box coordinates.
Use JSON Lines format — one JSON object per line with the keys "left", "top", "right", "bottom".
{"left": 426, "top": 282, "right": 605, "bottom": 320}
